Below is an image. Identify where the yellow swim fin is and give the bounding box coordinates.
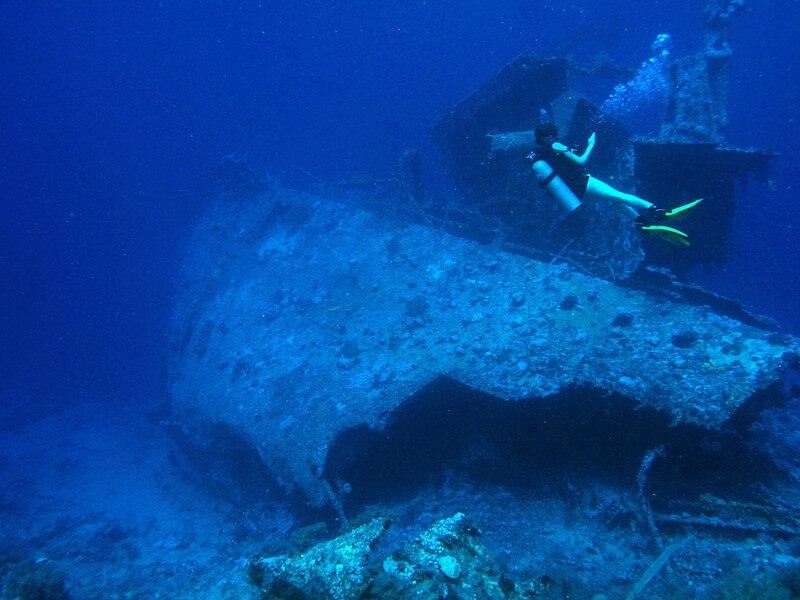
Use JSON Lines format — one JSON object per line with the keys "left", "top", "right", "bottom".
{"left": 638, "top": 224, "right": 692, "bottom": 248}
{"left": 664, "top": 198, "right": 703, "bottom": 222}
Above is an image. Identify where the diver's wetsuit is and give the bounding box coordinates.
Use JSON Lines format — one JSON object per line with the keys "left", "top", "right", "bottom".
{"left": 528, "top": 145, "right": 591, "bottom": 200}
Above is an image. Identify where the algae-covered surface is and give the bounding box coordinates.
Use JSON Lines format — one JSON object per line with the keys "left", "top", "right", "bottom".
{"left": 169, "top": 189, "right": 798, "bottom": 506}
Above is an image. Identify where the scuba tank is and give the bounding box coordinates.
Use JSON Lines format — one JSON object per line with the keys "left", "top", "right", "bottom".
{"left": 530, "top": 158, "right": 582, "bottom": 213}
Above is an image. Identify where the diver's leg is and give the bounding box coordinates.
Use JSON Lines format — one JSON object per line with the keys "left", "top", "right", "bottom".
{"left": 584, "top": 177, "right": 652, "bottom": 215}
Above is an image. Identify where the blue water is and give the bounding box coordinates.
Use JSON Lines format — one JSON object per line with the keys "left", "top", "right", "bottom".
{"left": 1, "top": 1, "right": 800, "bottom": 596}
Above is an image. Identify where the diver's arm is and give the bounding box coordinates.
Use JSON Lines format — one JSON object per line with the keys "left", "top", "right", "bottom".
{"left": 560, "top": 132, "right": 596, "bottom": 165}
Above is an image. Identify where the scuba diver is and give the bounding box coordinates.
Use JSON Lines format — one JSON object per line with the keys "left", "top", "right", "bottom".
{"left": 527, "top": 123, "right": 701, "bottom": 247}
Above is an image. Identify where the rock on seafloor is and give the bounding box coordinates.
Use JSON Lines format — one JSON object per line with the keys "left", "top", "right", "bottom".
{"left": 247, "top": 517, "right": 390, "bottom": 600}
{"left": 168, "top": 189, "right": 799, "bottom": 507}
{"left": 248, "top": 513, "right": 546, "bottom": 600}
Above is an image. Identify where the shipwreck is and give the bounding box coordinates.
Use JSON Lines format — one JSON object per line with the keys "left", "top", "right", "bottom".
{"left": 166, "top": 0, "right": 796, "bottom": 535}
